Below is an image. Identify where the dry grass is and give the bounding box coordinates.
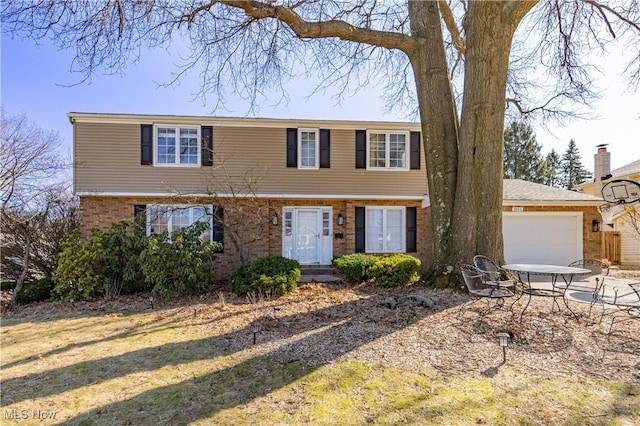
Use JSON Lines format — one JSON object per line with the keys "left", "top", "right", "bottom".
{"left": 1, "top": 275, "right": 639, "bottom": 425}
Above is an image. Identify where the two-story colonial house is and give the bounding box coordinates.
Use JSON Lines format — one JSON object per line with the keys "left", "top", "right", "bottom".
{"left": 70, "top": 113, "right": 431, "bottom": 276}
{"left": 71, "top": 112, "right": 607, "bottom": 277}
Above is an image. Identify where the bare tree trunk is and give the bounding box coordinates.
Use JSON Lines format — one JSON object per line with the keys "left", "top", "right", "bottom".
{"left": 452, "top": 1, "right": 537, "bottom": 264}
{"left": 408, "top": 1, "right": 459, "bottom": 273}
{"left": 12, "top": 225, "right": 30, "bottom": 305}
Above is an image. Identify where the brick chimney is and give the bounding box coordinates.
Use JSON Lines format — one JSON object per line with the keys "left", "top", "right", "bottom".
{"left": 594, "top": 144, "right": 611, "bottom": 194}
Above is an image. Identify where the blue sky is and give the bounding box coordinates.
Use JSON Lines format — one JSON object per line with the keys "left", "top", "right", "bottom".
{"left": 2, "top": 32, "right": 639, "bottom": 173}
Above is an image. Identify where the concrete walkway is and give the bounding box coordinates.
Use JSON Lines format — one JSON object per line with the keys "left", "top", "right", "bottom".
{"left": 519, "top": 275, "right": 639, "bottom": 305}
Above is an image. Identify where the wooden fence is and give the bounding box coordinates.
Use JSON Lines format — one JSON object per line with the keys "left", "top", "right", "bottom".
{"left": 603, "top": 231, "right": 621, "bottom": 264}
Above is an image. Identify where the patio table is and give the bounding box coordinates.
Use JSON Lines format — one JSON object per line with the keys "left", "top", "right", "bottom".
{"left": 502, "top": 263, "right": 591, "bottom": 320}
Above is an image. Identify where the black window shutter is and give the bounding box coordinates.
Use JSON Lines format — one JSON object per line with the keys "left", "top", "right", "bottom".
{"left": 355, "top": 206, "right": 366, "bottom": 253}
{"left": 134, "top": 204, "right": 147, "bottom": 226}
{"left": 201, "top": 126, "right": 213, "bottom": 166}
{"left": 212, "top": 206, "right": 224, "bottom": 248}
{"left": 320, "top": 129, "right": 330, "bottom": 168}
{"left": 286, "top": 128, "right": 297, "bottom": 167}
{"left": 406, "top": 207, "right": 417, "bottom": 253}
{"left": 141, "top": 124, "right": 153, "bottom": 165}
{"left": 410, "top": 131, "right": 421, "bottom": 170}
{"left": 355, "top": 130, "right": 366, "bottom": 169}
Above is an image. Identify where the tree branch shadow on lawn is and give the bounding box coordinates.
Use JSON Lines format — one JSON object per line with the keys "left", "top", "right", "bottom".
{"left": 1, "top": 295, "right": 263, "bottom": 371}
{"left": 2, "top": 285, "right": 450, "bottom": 417}
{"left": 2, "top": 282, "right": 638, "bottom": 424}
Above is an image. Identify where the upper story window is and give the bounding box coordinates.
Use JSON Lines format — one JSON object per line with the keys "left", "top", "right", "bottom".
{"left": 367, "top": 131, "right": 409, "bottom": 170}
{"left": 155, "top": 125, "right": 200, "bottom": 166}
{"left": 298, "top": 129, "right": 320, "bottom": 169}
{"left": 147, "top": 205, "right": 213, "bottom": 241}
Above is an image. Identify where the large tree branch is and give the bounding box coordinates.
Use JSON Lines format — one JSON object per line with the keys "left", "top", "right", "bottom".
{"left": 437, "top": 0, "right": 465, "bottom": 53}
{"left": 210, "top": 0, "right": 416, "bottom": 54}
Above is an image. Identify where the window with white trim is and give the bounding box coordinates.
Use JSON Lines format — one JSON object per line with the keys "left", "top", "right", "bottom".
{"left": 298, "top": 129, "right": 319, "bottom": 169}
{"left": 366, "top": 207, "right": 405, "bottom": 252}
{"left": 155, "top": 125, "right": 200, "bottom": 166}
{"left": 147, "top": 205, "right": 212, "bottom": 241}
{"left": 367, "top": 131, "right": 408, "bottom": 170}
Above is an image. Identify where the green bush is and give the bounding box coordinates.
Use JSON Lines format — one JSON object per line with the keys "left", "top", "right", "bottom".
{"left": 368, "top": 254, "right": 422, "bottom": 288}
{"left": 229, "top": 256, "right": 300, "bottom": 296}
{"left": 54, "top": 222, "right": 149, "bottom": 301}
{"left": 99, "top": 221, "right": 148, "bottom": 298}
{"left": 54, "top": 229, "right": 108, "bottom": 301}
{"left": 332, "top": 254, "right": 377, "bottom": 283}
{"left": 16, "top": 277, "right": 55, "bottom": 304}
{"left": 138, "top": 222, "right": 222, "bottom": 298}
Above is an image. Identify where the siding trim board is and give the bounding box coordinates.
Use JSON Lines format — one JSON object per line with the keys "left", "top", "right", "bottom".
{"left": 77, "top": 191, "right": 427, "bottom": 200}
{"left": 69, "top": 113, "right": 422, "bottom": 132}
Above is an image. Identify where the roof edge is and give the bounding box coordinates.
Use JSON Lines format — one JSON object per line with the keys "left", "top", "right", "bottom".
{"left": 67, "top": 112, "right": 422, "bottom": 130}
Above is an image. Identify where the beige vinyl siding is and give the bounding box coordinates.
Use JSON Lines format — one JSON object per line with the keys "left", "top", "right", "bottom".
{"left": 74, "top": 122, "right": 428, "bottom": 197}
{"left": 616, "top": 210, "right": 640, "bottom": 266}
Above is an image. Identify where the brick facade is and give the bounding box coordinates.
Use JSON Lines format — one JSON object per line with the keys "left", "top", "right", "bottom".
{"left": 80, "top": 196, "right": 432, "bottom": 278}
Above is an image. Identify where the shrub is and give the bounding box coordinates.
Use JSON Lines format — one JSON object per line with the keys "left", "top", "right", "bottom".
{"left": 99, "top": 221, "right": 148, "bottom": 298}
{"left": 332, "top": 254, "right": 377, "bottom": 283}
{"left": 53, "top": 229, "right": 108, "bottom": 301}
{"left": 229, "top": 256, "right": 300, "bottom": 296}
{"left": 368, "top": 254, "right": 422, "bottom": 288}
{"left": 16, "top": 277, "right": 55, "bottom": 304}
{"left": 54, "top": 222, "right": 149, "bottom": 301}
{"left": 138, "top": 222, "right": 222, "bottom": 298}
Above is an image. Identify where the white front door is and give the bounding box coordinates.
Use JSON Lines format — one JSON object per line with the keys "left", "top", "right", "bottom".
{"left": 297, "top": 209, "right": 320, "bottom": 263}
{"left": 282, "top": 207, "right": 333, "bottom": 264}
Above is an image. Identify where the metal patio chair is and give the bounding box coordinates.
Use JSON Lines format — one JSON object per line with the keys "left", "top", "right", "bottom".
{"left": 560, "top": 259, "right": 609, "bottom": 317}
{"left": 596, "top": 282, "right": 640, "bottom": 335}
{"left": 473, "top": 255, "right": 520, "bottom": 290}
{"left": 459, "top": 263, "right": 515, "bottom": 321}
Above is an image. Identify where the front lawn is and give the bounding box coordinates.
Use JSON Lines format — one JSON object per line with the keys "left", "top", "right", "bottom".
{"left": 1, "top": 282, "right": 638, "bottom": 425}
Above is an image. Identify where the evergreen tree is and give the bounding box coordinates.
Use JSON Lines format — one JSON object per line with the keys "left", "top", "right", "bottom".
{"left": 503, "top": 120, "right": 545, "bottom": 182}
{"left": 540, "top": 149, "right": 562, "bottom": 187}
{"left": 560, "top": 139, "right": 593, "bottom": 189}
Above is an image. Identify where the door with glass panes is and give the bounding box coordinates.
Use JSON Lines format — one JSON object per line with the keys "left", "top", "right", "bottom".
{"left": 282, "top": 207, "right": 332, "bottom": 264}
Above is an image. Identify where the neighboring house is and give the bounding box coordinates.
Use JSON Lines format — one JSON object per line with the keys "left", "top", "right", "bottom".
{"left": 69, "top": 113, "right": 605, "bottom": 276}
{"left": 575, "top": 145, "right": 640, "bottom": 265}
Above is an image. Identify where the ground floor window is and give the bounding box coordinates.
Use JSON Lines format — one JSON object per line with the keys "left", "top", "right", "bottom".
{"left": 365, "top": 207, "right": 405, "bottom": 253}
{"left": 147, "top": 205, "right": 213, "bottom": 241}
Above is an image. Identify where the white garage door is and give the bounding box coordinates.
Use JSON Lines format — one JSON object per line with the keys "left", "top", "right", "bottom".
{"left": 502, "top": 212, "right": 583, "bottom": 265}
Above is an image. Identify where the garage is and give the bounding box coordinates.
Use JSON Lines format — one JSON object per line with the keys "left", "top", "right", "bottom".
{"left": 502, "top": 212, "right": 583, "bottom": 266}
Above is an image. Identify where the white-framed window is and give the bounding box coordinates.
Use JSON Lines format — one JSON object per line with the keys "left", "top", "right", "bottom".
{"left": 367, "top": 130, "right": 409, "bottom": 170}
{"left": 366, "top": 207, "right": 405, "bottom": 252}
{"left": 147, "top": 205, "right": 212, "bottom": 241}
{"left": 298, "top": 128, "right": 319, "bottom": 169}
{"left": 155, "top": 125, "right": 200, "bottom": 166}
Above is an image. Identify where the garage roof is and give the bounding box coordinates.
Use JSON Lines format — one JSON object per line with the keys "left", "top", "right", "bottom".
{"left": 503, "top": 179, "right": 604, "bottom": 206}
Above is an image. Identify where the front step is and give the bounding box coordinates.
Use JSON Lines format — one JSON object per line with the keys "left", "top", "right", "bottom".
{"left": 300, "top": 265, "right": 336, "bottom": 275}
